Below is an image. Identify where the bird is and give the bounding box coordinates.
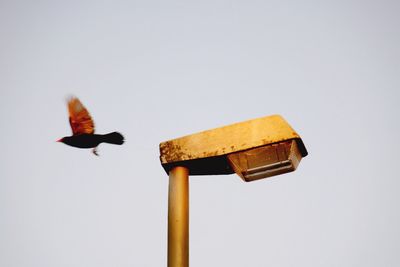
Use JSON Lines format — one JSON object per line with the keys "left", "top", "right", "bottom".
{"left": 57, "top": 96, "right": 124, "bottom": 156}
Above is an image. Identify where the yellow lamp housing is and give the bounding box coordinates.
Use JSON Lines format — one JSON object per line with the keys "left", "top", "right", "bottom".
{"left": 159, "top": 115, "right": 308, "bottom": 181}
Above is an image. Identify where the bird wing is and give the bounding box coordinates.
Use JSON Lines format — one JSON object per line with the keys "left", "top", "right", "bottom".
{"left": 67, "top": 97, "right": 95, "bottom": 135}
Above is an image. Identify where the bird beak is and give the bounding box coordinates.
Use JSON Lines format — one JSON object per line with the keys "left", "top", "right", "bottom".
{"left": 56, "top": 138, "right": 62, "bottom": 142}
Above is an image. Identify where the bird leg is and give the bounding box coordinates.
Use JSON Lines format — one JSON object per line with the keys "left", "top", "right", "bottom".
{"left": 92, "top": 147, "right": 99, "bottom": 156}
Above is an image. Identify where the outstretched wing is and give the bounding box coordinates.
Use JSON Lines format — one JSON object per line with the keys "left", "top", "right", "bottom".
{"left": 67, "top": 97, "right": 95, "bottom": 135}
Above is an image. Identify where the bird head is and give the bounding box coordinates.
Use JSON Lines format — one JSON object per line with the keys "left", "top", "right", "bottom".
{"left": 57, "top": 136, "right": 74, "bottom": 146}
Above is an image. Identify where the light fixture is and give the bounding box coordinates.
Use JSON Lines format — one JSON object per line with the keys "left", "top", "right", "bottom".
{"left": 159, "top": 114, "right": 308, "bottom": 267}
{"left": 160, "top": 114, "right": 307, "bottom": 180}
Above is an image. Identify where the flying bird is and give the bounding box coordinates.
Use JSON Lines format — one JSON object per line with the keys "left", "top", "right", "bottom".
{"left": 57, "top": 96, "right": 124, "bottom": 156}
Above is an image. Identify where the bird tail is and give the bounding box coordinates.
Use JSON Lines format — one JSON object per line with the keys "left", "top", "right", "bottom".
{"left": 102, "top": 132, "right": 125, "bottom": 145}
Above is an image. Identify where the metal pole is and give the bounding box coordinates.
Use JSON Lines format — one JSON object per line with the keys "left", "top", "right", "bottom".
{"left": 168, "top": 166, "right": 189, "bottom": 267}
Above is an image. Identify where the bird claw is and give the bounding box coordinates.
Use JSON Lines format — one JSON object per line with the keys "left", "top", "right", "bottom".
{"left": 92, "top": 148, "right": 99, "bottom": 156}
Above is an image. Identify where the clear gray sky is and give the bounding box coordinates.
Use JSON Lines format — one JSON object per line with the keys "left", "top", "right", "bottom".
{"left": 1, "top": 0, "right": 399, "bottom": 266}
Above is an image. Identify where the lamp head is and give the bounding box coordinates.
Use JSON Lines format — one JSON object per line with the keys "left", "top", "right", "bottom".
{"left": 159, "top": 115, "right": 307, "bottom": 181}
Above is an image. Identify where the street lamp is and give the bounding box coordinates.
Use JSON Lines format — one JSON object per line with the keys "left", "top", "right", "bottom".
{"left": 159, "top": 114, "right": 308, "bottom": 267}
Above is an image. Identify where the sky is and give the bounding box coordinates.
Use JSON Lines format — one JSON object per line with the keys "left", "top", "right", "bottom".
{"left": 1, "top": 0, "right": 399, "bottom": 266}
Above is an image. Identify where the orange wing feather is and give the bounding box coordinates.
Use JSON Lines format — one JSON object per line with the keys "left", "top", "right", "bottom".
{"left": 67, "top": 97, "right": 95, "bottom": 135}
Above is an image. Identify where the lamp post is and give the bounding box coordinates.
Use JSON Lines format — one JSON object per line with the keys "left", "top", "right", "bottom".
{"left": 159, "top": 115, "right": 308, "bottom": 267}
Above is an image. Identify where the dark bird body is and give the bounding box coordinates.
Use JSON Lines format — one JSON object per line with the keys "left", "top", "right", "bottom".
{"left": 61, "top": 132, "right": 124, "bottom": 148}
{"left": 58, "top": 97, "right": 124, "bottom": 155}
